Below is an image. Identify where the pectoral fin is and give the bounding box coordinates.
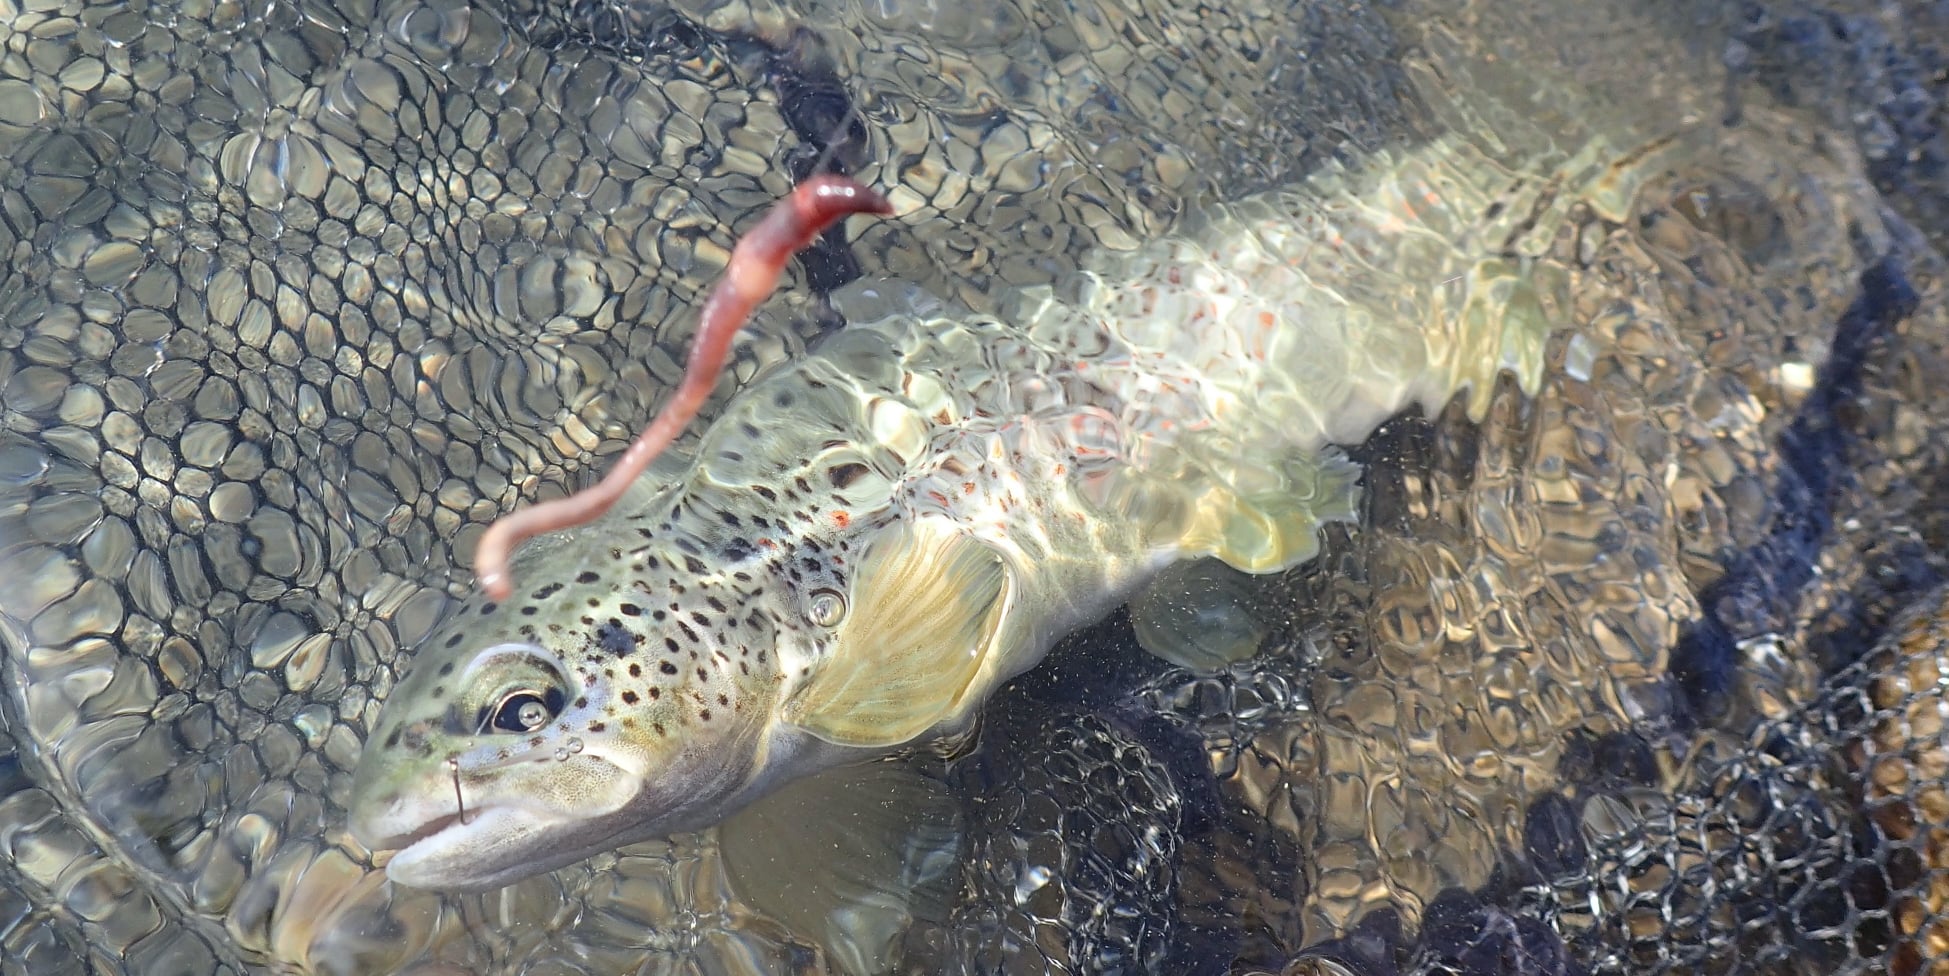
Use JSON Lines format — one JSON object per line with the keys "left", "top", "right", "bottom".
{"left": 1130, "top": 558, "right": 1272, "bottom": 671}
{"left": 721, "top": 758, "right": 962, "bottom": 976}
{"left": 783, "top": 519, "right": 1009, "bottom": 747}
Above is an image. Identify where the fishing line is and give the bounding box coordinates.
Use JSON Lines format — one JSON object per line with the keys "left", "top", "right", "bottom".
{"left": 449, "top": 756, "right": 470, "bottom": 826}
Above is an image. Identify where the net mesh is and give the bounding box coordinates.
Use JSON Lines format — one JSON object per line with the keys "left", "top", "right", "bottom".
{"left": 0, "top": 0, "right": 1945, "bottom": 973}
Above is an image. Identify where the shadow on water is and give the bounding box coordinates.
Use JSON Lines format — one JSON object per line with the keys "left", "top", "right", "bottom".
{"left": 1671, "top": 254, "right": 1931, "bottom": 724}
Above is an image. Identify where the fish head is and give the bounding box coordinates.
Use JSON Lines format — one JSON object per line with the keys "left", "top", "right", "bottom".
{"left": 352, "top": 368, "right": 1029, "bottom": 891}
{"left": 349, "top": 502, "right": 807, "bottom": 891}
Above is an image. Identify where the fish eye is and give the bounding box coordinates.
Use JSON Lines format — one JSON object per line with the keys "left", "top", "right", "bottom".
{"left": 807, "top": 587, "right": 846, "bottom": 627}
{"left": 490, "top": 687, "right": 564, "bottom": 733}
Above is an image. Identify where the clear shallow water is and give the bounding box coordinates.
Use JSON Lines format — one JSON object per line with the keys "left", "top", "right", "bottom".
{"left": 0, "top": 0, "right": 1947, "bottom": 974}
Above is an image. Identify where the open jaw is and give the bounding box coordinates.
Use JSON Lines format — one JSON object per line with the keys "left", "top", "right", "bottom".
{"left": 379, "top": 804, "right": 521, "bottom": 871}
{"left": 359, "top": 762, "right": 647, "bottom": 890}
{"left": 374, "top": 803, "right": 603, "bottom": 890}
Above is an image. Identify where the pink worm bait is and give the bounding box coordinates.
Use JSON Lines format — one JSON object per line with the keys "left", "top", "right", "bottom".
{"left": 473, "top": 175, "right": 894, "bottom": 602}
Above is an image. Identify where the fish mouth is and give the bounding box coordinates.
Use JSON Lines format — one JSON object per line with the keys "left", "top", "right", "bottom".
{"left": 356, "top": 797, "right": 513, "bottom": 859}
{"left": 372, "top": 808, "right": 472, "bottom": 854}
{"left": 376, "top": 804, "right": 542, "bottom": 889}
{"left": 384, "top": 804, "right": 508, "bottom": 857}
{"left": 350, "top": 755, "right": 644, "bottom": 890}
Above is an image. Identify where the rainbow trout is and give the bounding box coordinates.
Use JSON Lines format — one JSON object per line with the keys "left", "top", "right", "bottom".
{"left": 348, "top": 74, "right": 1688, "bottom": 891}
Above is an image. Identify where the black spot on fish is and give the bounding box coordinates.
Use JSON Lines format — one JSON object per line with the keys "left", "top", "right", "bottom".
{"left": 699, "top": 709, "right": 712, "bottom": 722}
{"left": 480, "top": 603, "right": 498, "bottom": 616}
{"left": 438, "top": 661, "right": 455, "bottom": 675}
{"left": 683, "top": 554, "right": 707, "bottom": 574}
{"left": 664, "top": 637, "right": 680, "bottom": 654}
{"left": 430, "top": 685, "right": 445, "bottom": 698}
{"left": 620, "top": 603, "right": 642, "bottom": 616}
{"left": 588, "top": 721, "right": 606, "bottom": 732}
{"left": 574, "top": 696, "right": 588, "bottom": 709}
{"left": 721, "top": 538, "right": 755, "bottom": 561}
{"left": 520, "top": 605, "right": 538, "bottom": 616}
{"left": 596, "top": 620, "right": 635, "bottom": 657}
{"left": 660, "top": 661, "right": 678, "bottom": 675}
{"left": 648, "top": 687, "right": 661, "bottom": 700}
{"left": 622, "top": 690, "right": 639, "bottom": 705}
{"left": 531, "top": 583, "right": 564, "bottom": 599}
{"left": 576, "top": 571, "right": 599, "bottom": 584}
{"left": 444, "top": 633, "right": 464, "bottom": 648}
{"left": 696, "top": 668, "right": 708, "bottom": 681}
{"left": 628, "top": 663, "right": 641, "bottom": 677}
{"left": 384, "top": 728, "right": 401, "bottom": 748}
{"left": 754, "top": 486, "right": 777, "bottom": 502}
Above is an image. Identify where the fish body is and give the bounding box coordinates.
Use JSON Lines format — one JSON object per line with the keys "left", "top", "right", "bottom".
{"left": 350, "top": 104, "right": 1686, "bottom": 890}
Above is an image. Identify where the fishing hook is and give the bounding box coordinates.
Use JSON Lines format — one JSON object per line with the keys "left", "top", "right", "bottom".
{"left": 448, "top": 756, "right": 469, "bottom": 826}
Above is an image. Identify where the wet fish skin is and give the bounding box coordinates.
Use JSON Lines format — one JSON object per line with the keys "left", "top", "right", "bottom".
{"left": 348, "top": 311, "right": 1177, "bottom": 890}
{"left": 349, "top": 110, "right": 1682, "bottom": 889}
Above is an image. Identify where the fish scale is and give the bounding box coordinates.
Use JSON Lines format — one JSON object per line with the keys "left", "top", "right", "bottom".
{"left": 348, "top": 81, "right": 1695, "bottom": 892}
